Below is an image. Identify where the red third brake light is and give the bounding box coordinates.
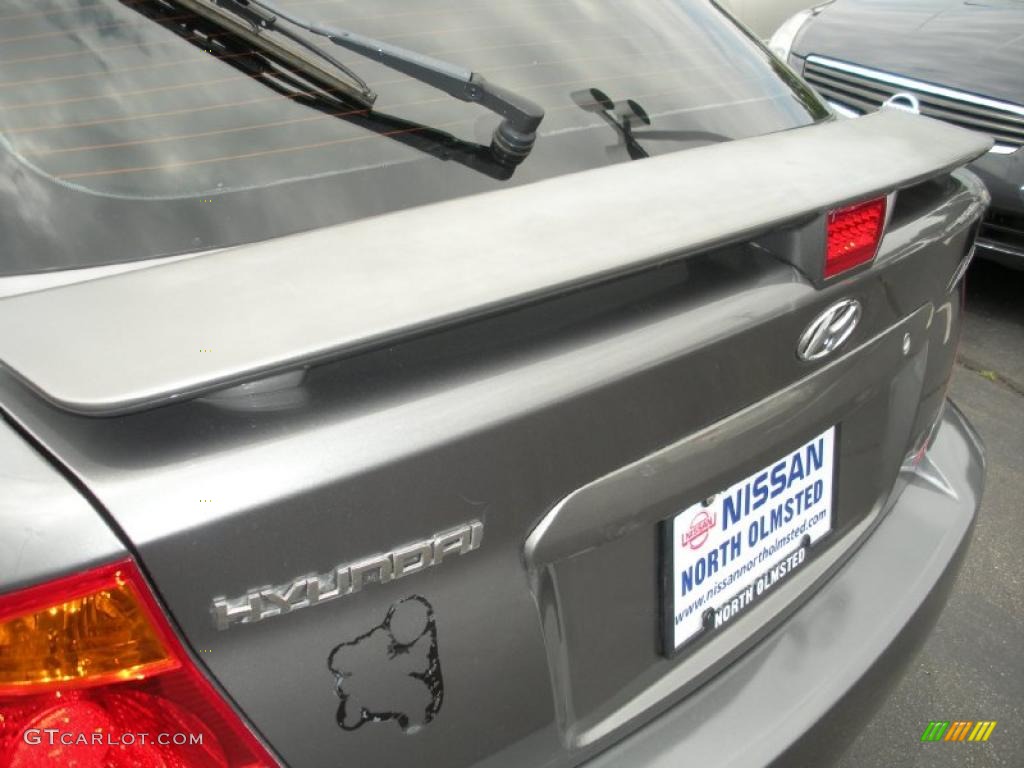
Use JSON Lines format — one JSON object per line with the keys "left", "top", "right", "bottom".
{"left": 0, "top": 559, "right": 278, "bottom": 768}
{"left": 825, "top": 196, "right": 887, "bottom": 278}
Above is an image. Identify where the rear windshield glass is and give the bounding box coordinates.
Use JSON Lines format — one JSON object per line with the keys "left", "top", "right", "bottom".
{"left": 0, "top": 0, "right": 828, "bottom": 276}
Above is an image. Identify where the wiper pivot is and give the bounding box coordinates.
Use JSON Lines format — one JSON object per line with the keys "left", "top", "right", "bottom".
{"left": 315, "top": 26, "right": 545, "bottom": 165}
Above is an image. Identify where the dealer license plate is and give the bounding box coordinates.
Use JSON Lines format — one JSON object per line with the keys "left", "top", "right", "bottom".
{"left": 663, "top": 427, "right": 836, "bottom": 653}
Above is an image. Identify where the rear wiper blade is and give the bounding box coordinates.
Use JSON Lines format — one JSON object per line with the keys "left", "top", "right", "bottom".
{"left": 178, "top": 0, "right": 546, "bottom": 165}
{"left": 173, "top": 0, "right": 377, "bottom": 108}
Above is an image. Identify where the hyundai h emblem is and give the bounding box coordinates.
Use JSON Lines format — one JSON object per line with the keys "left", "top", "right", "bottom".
{"left": 797, "top": 299, "right": 861, "bottom": 361}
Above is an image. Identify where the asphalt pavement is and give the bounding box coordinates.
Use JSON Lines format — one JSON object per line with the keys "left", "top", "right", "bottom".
{"left": 835, "top": 259, "right": 1024, "bottom": 767}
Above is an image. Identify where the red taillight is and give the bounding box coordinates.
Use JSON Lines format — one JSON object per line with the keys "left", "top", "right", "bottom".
{"left": 825, "top": 196, "right": 887, "bottom": 278}
{"left": 0, "top": 560, "right": 277, "bottom": 768}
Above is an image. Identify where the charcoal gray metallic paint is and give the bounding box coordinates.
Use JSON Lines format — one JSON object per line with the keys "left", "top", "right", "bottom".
{"left": 0, "top": 418, "right": 125, "bottom": 593}
{"left": 0, "top": 4, "right": 995, "bottom": 765}
{"left": 0, "top": 166, "right": 989, "bottom": 767}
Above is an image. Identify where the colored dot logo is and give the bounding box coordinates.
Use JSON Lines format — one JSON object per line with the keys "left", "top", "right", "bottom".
{"left": 921, "top": 720, "right": 997, "bottom": 742}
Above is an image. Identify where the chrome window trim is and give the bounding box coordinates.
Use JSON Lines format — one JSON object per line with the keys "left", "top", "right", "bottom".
{"left": 976, "top": 238, "right": 1024, "bottom": 257}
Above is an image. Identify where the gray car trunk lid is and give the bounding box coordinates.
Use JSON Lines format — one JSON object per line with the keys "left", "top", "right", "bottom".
{"left": 0, "top": 113, "right": 990, "bottom": 768}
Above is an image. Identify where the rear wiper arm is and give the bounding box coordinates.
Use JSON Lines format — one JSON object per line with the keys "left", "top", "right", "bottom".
{"left": 178, "top": 0, "right": 546, "bottom": 165}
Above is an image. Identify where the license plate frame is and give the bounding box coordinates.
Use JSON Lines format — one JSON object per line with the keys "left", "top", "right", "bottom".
{"left": 661, "top": 426, "right": 837, "bottom": 656}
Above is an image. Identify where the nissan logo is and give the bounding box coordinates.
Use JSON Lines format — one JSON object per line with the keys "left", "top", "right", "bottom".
{"left": 797, "top": 299, "right": 862, "bottom": 361}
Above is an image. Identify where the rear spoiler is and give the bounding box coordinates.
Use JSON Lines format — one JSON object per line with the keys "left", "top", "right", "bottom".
{"left": 0, "top": 110, "right": 991, "bottom": 415}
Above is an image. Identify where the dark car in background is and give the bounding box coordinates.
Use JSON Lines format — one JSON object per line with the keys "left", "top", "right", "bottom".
{"left": 0, "top": 1, "right": 994, "bottom": 767}
{"left": 770, "top": 0, "right": 1024, "bottom": 267}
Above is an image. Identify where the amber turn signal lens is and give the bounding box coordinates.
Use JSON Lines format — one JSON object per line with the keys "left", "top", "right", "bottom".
{"left": 0, "top": 564, "right": 178, "bottom": 695}
{"left": 0, "top": 560, "right": 278, "bottom": 767}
